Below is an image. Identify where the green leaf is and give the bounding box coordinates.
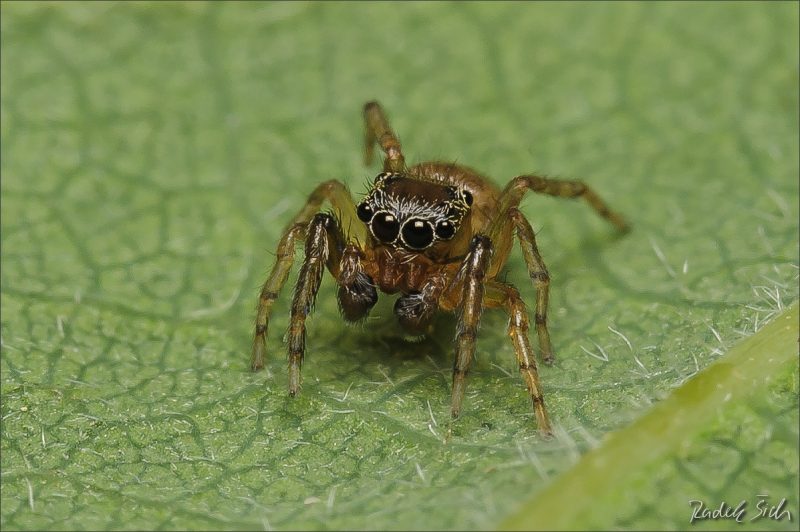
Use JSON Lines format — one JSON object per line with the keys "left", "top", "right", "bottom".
{"left": 502, "top": 302, "right": 799, "bottom": 531}
{"left": 1, "top": 2, "right": 797, "bottom": 530}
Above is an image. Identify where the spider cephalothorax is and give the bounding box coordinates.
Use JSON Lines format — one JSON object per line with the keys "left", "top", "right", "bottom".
{"left": 356, "top": 172, "right": 473, "bottom": 251}
{"left": 251, "top": 101, "right": 630, "bottom": 435}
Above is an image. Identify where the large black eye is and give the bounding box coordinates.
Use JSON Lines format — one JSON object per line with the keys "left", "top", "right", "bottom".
{"left": 371, "top": 212, "right": 400, "bottom": 243}
{"left": 435, "top": 220, "right": 456, "bottom": 240}
{"left": 357, "top": 202, "right": 374, "bottom": 222}
{"left": 462, "top": 190, "right": 473, "bottom": 206}
{"left": 401, "top": 218, "right": 434, "bottom": 249}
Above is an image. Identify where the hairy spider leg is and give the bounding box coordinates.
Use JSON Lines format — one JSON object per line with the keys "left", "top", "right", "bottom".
{"left": 251, "top": 180, "right": 358, "bottom": 372}
{"left": 498, "top": 174, "right": 630, "bottom": 233}
{"left": 486, "top": 174, "right": 630, "bottom": 366}
{"left": 484, "top": 281, "right": 553, "bottom": 435}
{"left": 450, "top": 235, "right": 492, "bottom": 420}
{"left": 286, "top": 213, "right": 344, "bottom": 395}
{"left": 486, "top": 208, "right": 555, "bottom": 364}
{"left": 252, "top": 222, "right": 305, "bottom": 371}
{"left": 363, "top": 101, "right": 406, "bottom": 172}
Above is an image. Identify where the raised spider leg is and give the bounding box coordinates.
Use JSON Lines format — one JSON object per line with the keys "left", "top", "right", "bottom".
{"left": 251, "top": 180, "right": 358, "bottom": 372}
{"left": 499, "top": 174, "right": 630, "bottom": 232}
{"left": 363, "top": 101, "right": 406, "bottom": 172}
{"left": 484, "top": 281, "right": 553, "bottom": 435}
{"left": 450, "top": 235, "right": 493, "bottom": 419}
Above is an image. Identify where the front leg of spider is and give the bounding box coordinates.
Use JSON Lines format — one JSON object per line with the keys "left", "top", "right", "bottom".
{"left": 450, "top": 235, "right": 493, "bottom": 419}
{"left": 251, "top": 179, "right": 358, "bottom": 372}
{"left": 286, "top": 212, "right": 345, "bottom": 395}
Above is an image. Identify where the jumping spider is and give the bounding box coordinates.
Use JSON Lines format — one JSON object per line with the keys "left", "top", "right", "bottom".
{"left": 251, "top": 101, "right": 629, "bottom": 434}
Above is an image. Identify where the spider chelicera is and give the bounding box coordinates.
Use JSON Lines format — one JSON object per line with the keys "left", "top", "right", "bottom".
{"left": 251, "top": 101, "right": 629, "bottom": 434}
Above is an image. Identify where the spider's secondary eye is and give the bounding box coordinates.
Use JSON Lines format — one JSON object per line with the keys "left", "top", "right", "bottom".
{"left": 401, "top": 219, "right": 434, "bottom": 249}
{"left": 371, "top": 212, "right": 400, "bottom": 243}
{"left": 435, "top": 220, "right": 456, "bottom": 240}
{"left": 446, "top": 206, "right": 462, "bottom": 218}
{"left": 462, "top": 190, "right": 473, "bottom": 206}
{"left": 374, "top": 172, "right": 398, "bottom": 184}
{"left": 357, "top": 202, "right": 374, "bottom": 222}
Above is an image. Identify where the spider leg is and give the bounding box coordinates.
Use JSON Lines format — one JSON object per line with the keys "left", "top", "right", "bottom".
{"left": 285, "top": 180, "right": 361, "bottom": 235}
{"left": 510, "top": 209, "right": 554, "bottom": 364}
{"left": 497, "top": 174, "right": 630, "bottom": 232}
{"left": 483, "top": 201, "right": 555, "bottom": 365}
{"left": 484, "top": 281, "right": 553, "bottom": 435}
{"left": 286, "top": 212, "right": 342, "bottom": 395}
{"left": 252, "top": 222, "right": 306, "bottom": 371}
{"left": 251, "top": 180, "right": 359, "bottom": 372}
{"left": 363, "top": 101, "right": 406, "bottom": 172}
{"left": 450, "top": 235, "right": 492, "bottom": 419}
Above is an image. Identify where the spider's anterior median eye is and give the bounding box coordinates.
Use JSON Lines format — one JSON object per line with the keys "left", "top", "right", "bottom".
{"left": 462, "top": 190, "right": 473, "bottom": 206}
{"left": 371, "top": 212, "right": 400, "bottom": 243}
{"left": 402, "top": 218, "right": 434, "bottom": 249}
{"left": 435, "top": 220, "right": 456, "bottom": 240}
{"left": 357, "top": 202, "right": 374, "bottom": 222}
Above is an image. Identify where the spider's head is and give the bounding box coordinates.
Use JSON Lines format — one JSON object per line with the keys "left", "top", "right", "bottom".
{"left": 356, "top": 172, "right": 473, "bottom": 251}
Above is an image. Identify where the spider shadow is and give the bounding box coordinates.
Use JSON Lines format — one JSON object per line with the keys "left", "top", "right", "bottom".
{"left": 346, "top": 297, "right": 457, "bottom": 368}
{"left": 341, "top": 293, "right": 515, "bottom": 376}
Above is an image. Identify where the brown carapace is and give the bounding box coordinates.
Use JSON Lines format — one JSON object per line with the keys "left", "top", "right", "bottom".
{"left": 251, "top": 101, "right": 629, "bottom": 435}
